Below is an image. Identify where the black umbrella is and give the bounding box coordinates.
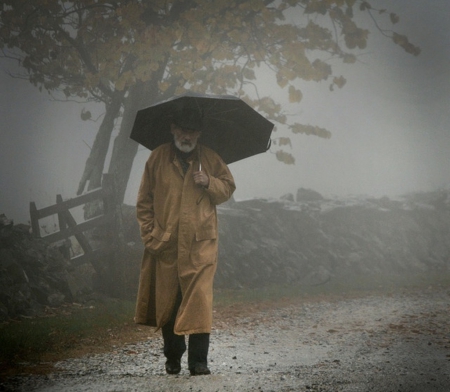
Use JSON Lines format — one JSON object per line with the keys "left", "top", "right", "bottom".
{"left": 130, "top": 92, "right": 274, "bottom": 164}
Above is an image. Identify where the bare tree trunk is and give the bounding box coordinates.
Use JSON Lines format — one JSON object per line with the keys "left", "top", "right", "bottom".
{"left": 107, "top": 84, "right": 146, "bottom": 203}
{"left": 105, "top": 56, "right": 174, "bottom": 203}
{"left": 77, "top": 90, "right": 125, "bottom": 195}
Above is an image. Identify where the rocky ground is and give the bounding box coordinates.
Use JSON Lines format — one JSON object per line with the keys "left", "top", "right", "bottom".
{"left": 1, "top": 286, "right": 449, "bottom": 392}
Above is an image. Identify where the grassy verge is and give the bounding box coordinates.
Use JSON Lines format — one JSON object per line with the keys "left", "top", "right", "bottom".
{"left": 0, "top": 299, "right": 136, "bottom": 366}
{"left": 1, "top": 272, "right": 449, "bottom": 369}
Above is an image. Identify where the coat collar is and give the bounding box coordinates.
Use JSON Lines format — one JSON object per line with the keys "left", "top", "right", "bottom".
{"left": 170, "top": 142, "right": 201, "bottom": 177}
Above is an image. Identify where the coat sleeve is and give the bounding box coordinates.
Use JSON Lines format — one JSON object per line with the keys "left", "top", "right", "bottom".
{"left": 136, "top": 154, "right": 156, "bottom": 245}
{"left": 204, "top": 153, "right": 236, "bottom": 206}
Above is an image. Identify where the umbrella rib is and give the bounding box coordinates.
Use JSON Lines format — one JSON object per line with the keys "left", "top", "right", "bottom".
{"left": 204, "top": 117, "right": 237, "bottom": 125}
{"left": 205, "top": 107, "right": 240, "bottom": 117}
{"left": 201, "top": 98, "right": 240, "bottom": 117}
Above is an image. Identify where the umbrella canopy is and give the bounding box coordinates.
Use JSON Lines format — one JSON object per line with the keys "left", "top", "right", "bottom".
{"left": 130, "top": 92, "right": 274, "bottom": 164}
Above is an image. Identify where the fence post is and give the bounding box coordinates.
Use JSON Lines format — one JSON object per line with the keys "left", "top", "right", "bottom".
{"left": 56, "top": 194, "right": 66, "bottom": 232}
{"left": 29, "top": 202, "right": 40, "bottom": 238}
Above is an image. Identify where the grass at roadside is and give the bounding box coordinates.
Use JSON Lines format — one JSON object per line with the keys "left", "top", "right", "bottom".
{"left": 0, "top": 299, "right": 136, "bottom": 366}
{"left": 1, "top": 272, "right": 449, "bottom": 371}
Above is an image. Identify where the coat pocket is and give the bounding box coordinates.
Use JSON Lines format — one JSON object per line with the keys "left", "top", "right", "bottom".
{"left": 146, "top": 225, "right": 172, "bottom": 255}
{"left": 195, "top": 227, "right": 217, "bottom": 241}
{"left": 192, "top": 227, "right": 218, "bottom": 266}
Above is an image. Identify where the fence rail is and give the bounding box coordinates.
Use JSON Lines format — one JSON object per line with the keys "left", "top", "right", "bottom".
{"left": 29, "top": 174, "right": 117, "bottom": 270}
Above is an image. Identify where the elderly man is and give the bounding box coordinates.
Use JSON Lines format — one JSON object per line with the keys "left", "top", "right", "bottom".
{"left": 134, "top": 106, "right": 236, "bottom": 376}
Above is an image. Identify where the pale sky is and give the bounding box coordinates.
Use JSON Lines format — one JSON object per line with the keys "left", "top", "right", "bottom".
{"left": 1, "top": 0, "right": 449, "bottom": 224}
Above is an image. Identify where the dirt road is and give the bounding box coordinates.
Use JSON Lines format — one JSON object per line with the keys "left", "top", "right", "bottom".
{"left": 2, "top": 287, "right": 450, "bottom": 391}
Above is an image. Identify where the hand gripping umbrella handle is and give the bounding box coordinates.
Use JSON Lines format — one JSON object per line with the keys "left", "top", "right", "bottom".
{"left": 196, "top": 146, "right": 204, "bottom": 205}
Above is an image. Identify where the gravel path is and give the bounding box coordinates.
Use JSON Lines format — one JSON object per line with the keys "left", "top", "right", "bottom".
{"left": 2, "top": 287, "right": 450, "bottom": 392}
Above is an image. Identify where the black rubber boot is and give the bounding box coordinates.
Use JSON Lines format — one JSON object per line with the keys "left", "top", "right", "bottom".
{"left": 188, "top": 333, "right": 211, "bottom": 375}
{"left": 162, "top": 289, "right": 185, "bottom": 374}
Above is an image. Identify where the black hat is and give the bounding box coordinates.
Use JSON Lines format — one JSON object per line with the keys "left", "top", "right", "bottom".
{"left": 172, "top": 106, "right": 203, "bottom": 131}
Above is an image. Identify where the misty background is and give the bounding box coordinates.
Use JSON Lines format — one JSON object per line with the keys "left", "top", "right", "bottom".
{"left": 0, "top": 0, "right": 449, "bottom": 225}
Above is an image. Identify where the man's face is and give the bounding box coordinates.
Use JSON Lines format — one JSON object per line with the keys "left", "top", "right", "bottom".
{"left": 171, "top": 124, "right": 201, "bottom": 153}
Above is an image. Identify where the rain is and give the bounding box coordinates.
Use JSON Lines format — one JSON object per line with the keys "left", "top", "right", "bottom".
{"left": 0, "top": 1, "right": 449, "bottom": 390}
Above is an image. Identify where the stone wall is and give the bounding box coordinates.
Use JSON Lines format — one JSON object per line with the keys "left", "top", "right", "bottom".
{"left": 0, "top": 222, "right": 72, "bottom": 321}
{"left": 215, "top": 191, "right": 450, "bottom": 288}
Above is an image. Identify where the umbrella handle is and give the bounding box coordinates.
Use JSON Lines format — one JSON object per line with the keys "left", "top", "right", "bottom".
{"left": 196, "top": 146, "right": 205, "bottom": 205}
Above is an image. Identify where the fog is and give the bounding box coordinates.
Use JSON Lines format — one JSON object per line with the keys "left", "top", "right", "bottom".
{"left": 1, "top": 0, "right": 449, "bottom": 224}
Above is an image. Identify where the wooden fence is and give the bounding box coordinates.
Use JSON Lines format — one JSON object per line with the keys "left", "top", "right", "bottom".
{"left": 29, "top": 174, "right": 119, "bottom": 272}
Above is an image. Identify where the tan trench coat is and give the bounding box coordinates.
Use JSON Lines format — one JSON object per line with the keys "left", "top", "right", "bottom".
{"left": 134, "top": 142, "right": 235, "bottom": 335}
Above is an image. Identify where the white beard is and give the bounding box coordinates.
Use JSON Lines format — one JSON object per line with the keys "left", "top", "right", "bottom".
{"left": 174, "top": 139, "right": 196, "bottom": 153}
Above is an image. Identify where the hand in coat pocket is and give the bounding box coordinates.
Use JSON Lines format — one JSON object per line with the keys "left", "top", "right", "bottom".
{"left": 145, "top": 225, "right": 172, "bottom": 255}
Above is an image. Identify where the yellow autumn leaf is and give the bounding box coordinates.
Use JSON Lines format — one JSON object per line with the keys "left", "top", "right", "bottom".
{"left": 333, "top": 75, "right": 346, "bottom": 88}
{"left": 278, "top": 137, "right": 292, "bottom": 147}
{"left": 288, "top": 85, "right": 303, "bottom": 103}
{"left": 290, "top": 123, "right": 332, "bottom": 139}
{"left": 158, "top": 81, "right": 169, "bottom": 92}
{"left": 276, "top": 150, "right": 295, "bottom": 164}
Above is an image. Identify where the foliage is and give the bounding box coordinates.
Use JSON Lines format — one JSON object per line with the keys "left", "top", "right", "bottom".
{"left": 0, "top": 0, "right": 419, "bottom": 185}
